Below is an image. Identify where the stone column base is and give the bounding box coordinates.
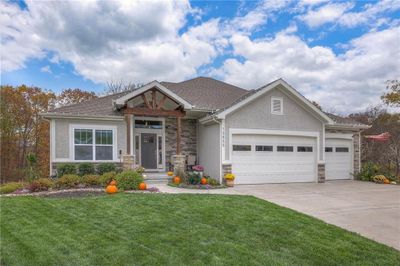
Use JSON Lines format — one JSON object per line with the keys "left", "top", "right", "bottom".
{"left": 222, "top": 163, "right": 232, "bottom": 185}
{"left": 122, "top": 155, "right": 136, "bottom": 171}
{"left": 173, "top": 155, "right": 186, "bottom": 177}
{"left": 318, "top": 163, "right": 325, "bottom": 183}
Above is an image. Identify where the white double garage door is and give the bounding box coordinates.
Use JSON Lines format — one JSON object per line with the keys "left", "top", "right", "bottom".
{"left": 231, "top": 134, "right": 352, "bottom": 184}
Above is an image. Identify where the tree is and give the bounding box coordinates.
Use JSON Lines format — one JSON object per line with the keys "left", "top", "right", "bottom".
{"left": 0, "top": 85, "right": 56, "bottom": 183}
{"left": 105, "top": 80, "right": 143, "bottom": 95}
{"left": 57, "top": 88, "right": 97, "bottom": 106}
{"left": 381, "top": 80, "right": 400, "bottom": 107}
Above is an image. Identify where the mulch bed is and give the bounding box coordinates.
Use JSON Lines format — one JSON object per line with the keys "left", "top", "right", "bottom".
{"left": 168, "top": 183, "right": 227, "bottom": 189}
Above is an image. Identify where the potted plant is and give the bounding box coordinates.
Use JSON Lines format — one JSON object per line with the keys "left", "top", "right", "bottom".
{"left": 224, "top": 173, "right": 235, "bottom": 187}
{"left": 192, "top": 165, "right": 204, "bottom": 179}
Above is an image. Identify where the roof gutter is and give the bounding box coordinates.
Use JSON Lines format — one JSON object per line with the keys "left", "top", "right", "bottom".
{"left": 326, "top": 123, "right": 371, "bottom": 131}
{"left": 40, "top": 113, "right": 125, "bottom": 121}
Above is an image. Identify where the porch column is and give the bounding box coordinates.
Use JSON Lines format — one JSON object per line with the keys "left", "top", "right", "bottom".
{"left": 173, "top": 116, "right": 185, "bottom": 177}
{"left": 176, "top": 116, "right": 181, "bottom": 155}
{"left": 123, "top": 114, "right": 135, "bottom": 170}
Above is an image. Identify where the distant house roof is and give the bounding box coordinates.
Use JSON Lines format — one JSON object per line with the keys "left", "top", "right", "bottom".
{"left": 44, "top": 76, "right": 367, "bottom": 127}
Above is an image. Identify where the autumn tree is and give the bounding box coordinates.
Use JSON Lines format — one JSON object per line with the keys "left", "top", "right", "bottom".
{"left": 105, "top": 80, "right": 143, "bottom": 95}
{"left": 0, "top": 85, "right": 56, "bottom": 183}
{"left": 57, "top": 88, "right": 97, "bottom": 106}
{"left": 381, "top": 80, "right": 400, "bottom": 107}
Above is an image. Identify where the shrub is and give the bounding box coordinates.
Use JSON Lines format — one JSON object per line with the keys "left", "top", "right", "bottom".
{"left": 28, "top": 178, "right": 54, "bottom": 192}
{"left": 115, "top": 170, "right": 143, "bottom": 191}
{"left": 57, "top": 163, "right": 76, "bottom": 177}
{"left": 186, "top": 171, "right": 200, "bottom": 185}
{"left": 97, "top": 163, "right": 116, "bottom": 175}
{"left": 99, "top": 172, "right": 117, "bottom": 186}
{"left": 56, "top": 174, "right": 80, "bottom": 188}
{"left": 207, "top": 177, "right": 220, "bottom": 186}
{"left": 134, "top": 166, "right": 145, "bottom": 174}
{"left": 0, "top": 182, "right": 24, "bottom": 194}
{"left": 78, "top": 163, "right": 95, "bottom": 176}
{"left": 354, "top": 162, "right": 380, "bottom": 181}
{"left": 81, "top": 175, "right": 101, "bottom": 186}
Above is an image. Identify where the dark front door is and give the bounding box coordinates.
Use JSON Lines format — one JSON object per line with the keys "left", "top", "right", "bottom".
{"left": 141, "top": 133, "right": 157, "bottom": 169}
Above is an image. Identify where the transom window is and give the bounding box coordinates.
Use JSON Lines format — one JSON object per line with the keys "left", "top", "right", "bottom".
{"left": 135, "top": 120, "right": 162, "bottom": 129}
{"left": 277, "top": 146, "right": 293, "bottom": 152}
{"left": 233, "top": 145, "right": 252, "bottom": 151}
{"left": 256, "top": 145, "right": 273, "bottom": 151}
{"left": 74, "top": 128, "right": 114, "bottom": 161}
{"left": 297, "top": 146, "right": 313, "bottom": 152}
{"left": 336, "top": 147, "right": 349, "bottom": 152}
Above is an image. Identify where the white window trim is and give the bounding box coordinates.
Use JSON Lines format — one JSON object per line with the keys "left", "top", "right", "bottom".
{"left": 271, "top": 96, "right": 283, "bottom": 115}
{"left": 69, "top": 124, "right": 118, "bottom": 162}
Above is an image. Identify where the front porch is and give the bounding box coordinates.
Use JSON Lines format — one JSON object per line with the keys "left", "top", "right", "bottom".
{"left": 115, "top": 81, "right": 198, "bottom": 175}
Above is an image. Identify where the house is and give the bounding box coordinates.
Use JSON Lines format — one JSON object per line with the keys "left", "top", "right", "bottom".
{"left": 41, "top": 77, "right": 369, "bottom": 184}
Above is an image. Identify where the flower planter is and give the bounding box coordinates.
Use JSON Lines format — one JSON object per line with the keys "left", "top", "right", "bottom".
{"left": 226, "top": 179, "right": 234, "bottom": 187}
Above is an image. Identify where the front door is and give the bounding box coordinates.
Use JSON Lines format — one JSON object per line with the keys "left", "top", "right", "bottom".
{"left": 141, "top": 133, "right": 157, "bottom": 169}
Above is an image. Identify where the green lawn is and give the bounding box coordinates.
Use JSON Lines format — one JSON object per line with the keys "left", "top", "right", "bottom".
{"left": 1, "top": 194, "right": 399, "bottom": 265}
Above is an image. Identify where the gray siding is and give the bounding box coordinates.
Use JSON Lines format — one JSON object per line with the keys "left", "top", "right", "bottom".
{"left": 224, "top": 86, "right": 324, "bottom": 160}
{"left": 54, "top": 118, "right": 126, "bottom": 160}
{"left": 198, "top": 123, "right": 221, "bottom": 180}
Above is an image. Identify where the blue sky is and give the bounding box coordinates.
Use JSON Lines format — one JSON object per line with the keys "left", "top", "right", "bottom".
{"left": 1, "top": 0, "right": 399, "bottom": 113}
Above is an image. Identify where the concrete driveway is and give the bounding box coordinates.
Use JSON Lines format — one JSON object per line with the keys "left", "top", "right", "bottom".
{"left": 230, "top": 180, "right": 400, "bottom": 250}
{"left": 157, "top": 180, "right": 400, "bottom": 250}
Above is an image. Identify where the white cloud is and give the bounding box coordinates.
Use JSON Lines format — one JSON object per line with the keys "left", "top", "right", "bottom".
{"left": 213, "top": 27, "right": 400, "bottom": 114}
{"left": 299, "top": 2, "right": 353, "bottom": 28}
{"left": 1, "top": 0, "right": 222, "bottom": 83}
{"left": 40, "top": 65, "right": 52, "bottom": 74}
{"left": 299, "top": 0, "right": 400, "bottom": 28}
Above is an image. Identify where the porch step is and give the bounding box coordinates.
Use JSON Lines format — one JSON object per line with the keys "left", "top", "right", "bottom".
{"left": 144, "top": 172, "right": 169, "bottom": 184}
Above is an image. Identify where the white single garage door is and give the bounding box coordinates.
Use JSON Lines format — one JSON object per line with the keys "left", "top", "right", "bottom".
{"left": 231, "top": 134, "right": 317, "bottom": 184}
{"left": 325, "top": 139, "right": 353, "bottom": 180}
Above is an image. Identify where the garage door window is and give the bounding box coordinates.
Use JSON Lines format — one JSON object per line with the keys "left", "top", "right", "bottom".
{"left": 233, "top": 145, "right": 251, "bottom": 151}
{"left": 277, "top": 146, "right": 293, "bottom": 152}
{"left": 325, "top": 147, "right": 333, "bottom": 152}
{"left": 297, "top": 146, "right": 313, "bottom": 152}
{"left": 336, "top": 147, "right": 349, "bottom": 152}
{"left": 255, "top": 145, "right": 273, "bottom": 151}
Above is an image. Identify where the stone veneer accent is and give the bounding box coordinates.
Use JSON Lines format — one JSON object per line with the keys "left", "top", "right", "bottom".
{"left": 318, "top": 163, "right": 325, "bottom": 183}
{"left": 352, "top": 132, "right": 361, "bottom": 174}
{"left": 173, "top": 155, "right": 186, "bottom": 177}
{"left": 222, "top": 163, "right": 232, "bottom": 177}
{"left": 165, "top": 118, "right": 197, "bottom": 169}
{"left": 122, "top": 155, "right": 136, "bottom": 170}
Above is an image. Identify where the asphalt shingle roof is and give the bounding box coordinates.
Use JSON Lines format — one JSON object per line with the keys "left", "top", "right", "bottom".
{"left": 47, "top": 77, "right": 367, "bottom": 127}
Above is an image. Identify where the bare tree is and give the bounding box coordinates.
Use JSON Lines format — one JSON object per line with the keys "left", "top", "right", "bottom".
{"left": 104, "top": 80, "right": 144, "bottom": 95}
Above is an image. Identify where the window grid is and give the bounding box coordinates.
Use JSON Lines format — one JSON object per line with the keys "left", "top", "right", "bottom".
{"left": 74, "top": 128, "right": 114, "bottom": 161}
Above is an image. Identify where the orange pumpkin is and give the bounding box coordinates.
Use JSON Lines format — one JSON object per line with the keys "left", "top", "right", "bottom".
{"left": 173, "top": 176, "right": 181, "bottom": 184}
{"left": 383, "top": 179, "right": 390, "bottom": 184}
{"left": 106, "top": 185, "right": 118, "bottom": 194}
{"left": 109, "top": 180, "right": 117, "bottom": 186}
{"left": 139, "top": 182, "right": 147, "bottom": 190}
{"left": 200, "top": 177, "right": 207, "bottom": 185}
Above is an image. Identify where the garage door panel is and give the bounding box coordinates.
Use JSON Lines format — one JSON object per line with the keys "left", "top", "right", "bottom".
{"left": 232, "top": 134, "right": 317, "bottom": 184}
{"left": 325, "top": 139, "right": 352, "bottom": 180}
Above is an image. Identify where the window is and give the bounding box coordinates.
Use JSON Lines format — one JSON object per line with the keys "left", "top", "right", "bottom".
{"left": 233, "top": 145, "right": 251, "bottom": 151}
{"left": 158, "top": 136, "right": 162, "bottom": 165}
{"left": 135, "top": 135, "right": 139, "bottom": 164}
{"left": 256, "top": 145, "right": 273, "bottom": 151}
{"left": 74, "top": 128, "right": 114, "bottom": 161}
{"left": 325, "top": 147, "right": 333, "bottom": 152}
{"left": 271, "top": 97, "right": 283, "bottom": 115}
{"left": 336, "top": 147, "right": 349, "bottom": 152}
{"left": 297, "top": 146, "right": 313, "bottom": 152}
{"left": 135, "top": 120, "right": 162, "bottom": 129}
{"left": 277, "top": 146, "right": 293, "bottom": 152}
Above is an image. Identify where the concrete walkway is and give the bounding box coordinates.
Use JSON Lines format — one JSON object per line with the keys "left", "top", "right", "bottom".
{"left": 156, "top": 181, "right": 400, "bottom": 250}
